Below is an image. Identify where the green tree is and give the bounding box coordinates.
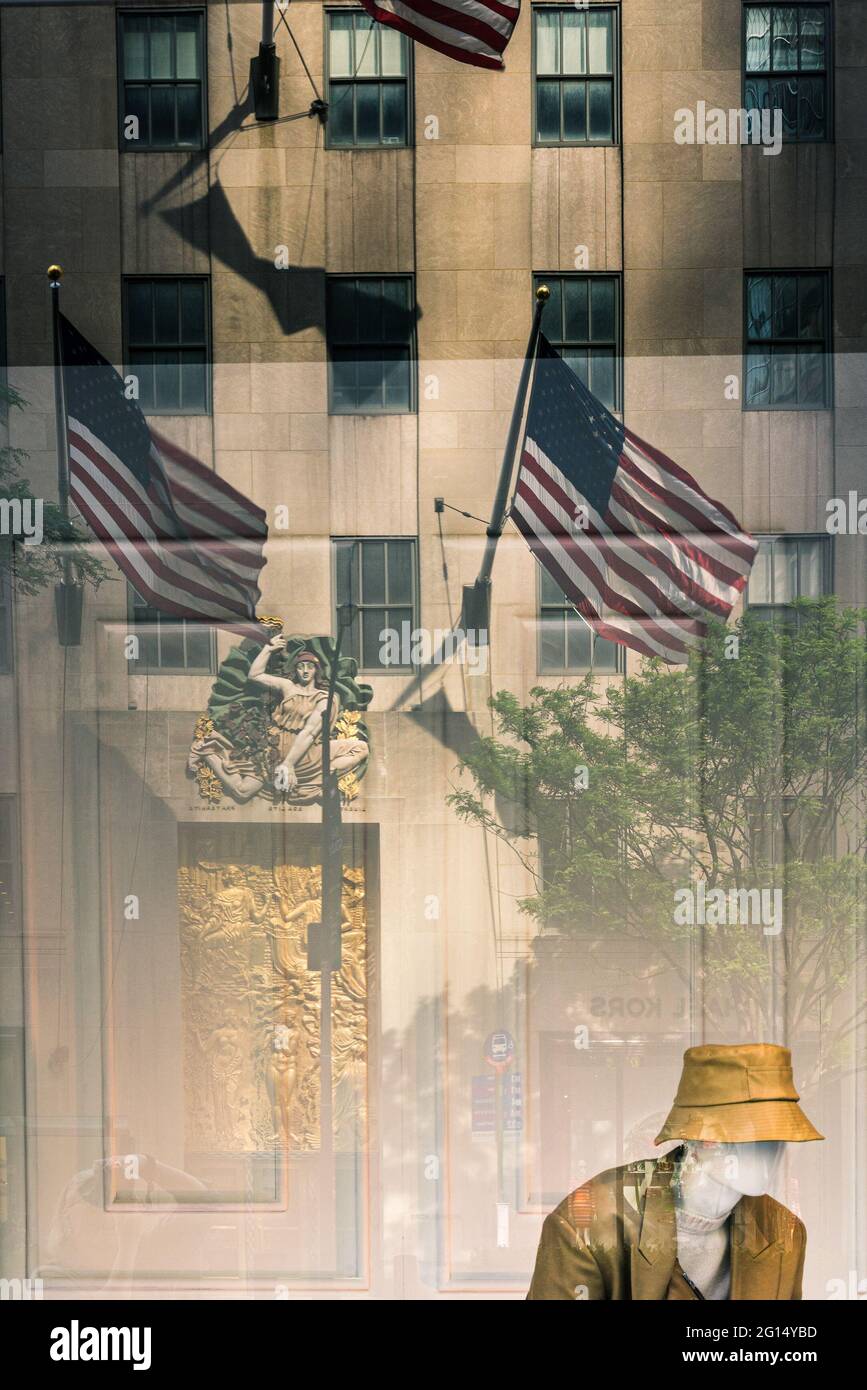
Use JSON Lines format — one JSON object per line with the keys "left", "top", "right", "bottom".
{"left": 0, "top": 381, "right": 107, "bottom": 595}
{"left": 448, "top": 600, "right": 867, "bottom": 1057}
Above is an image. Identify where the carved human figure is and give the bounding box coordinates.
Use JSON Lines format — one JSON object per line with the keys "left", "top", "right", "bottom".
{"left": 187, "top": 637, "right": 367, "bottom": 803}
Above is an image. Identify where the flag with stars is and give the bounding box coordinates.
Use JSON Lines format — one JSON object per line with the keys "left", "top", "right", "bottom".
{"left": 512, "top": 336, "right": 757, "bottom": 663}
{"left": 59, "top": 314, "right": 268, "bottom": 640}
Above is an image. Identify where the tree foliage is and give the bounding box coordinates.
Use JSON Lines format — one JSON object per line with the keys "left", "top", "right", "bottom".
{"left": 449, "top": 601, "right": 867, "bottom": 1049}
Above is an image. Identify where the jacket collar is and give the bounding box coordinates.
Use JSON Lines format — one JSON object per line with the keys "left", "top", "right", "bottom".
{"left": 630, "top": 1151, "right": 779, "bottom": 1300}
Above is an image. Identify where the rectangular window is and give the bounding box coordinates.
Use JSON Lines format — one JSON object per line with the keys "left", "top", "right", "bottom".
{"left": 744, "top": 271, "right": 830, "bottom": 409}
{"left": 534, "top": 273, "right": 621, "bottom": 410}
{"left": 744, "top": 4, "right": 831, "bottom": 142}
{"left": 327, "top": 276, "right": 416, "bottom": 414}
{"left": 538, "top": 564, "right": 621, "bottom": 674}
{"left": 0, "top": 796, "right": 19, "bottom": 935}
{"left": 333, "top": 537, "right": 417, "bottom": 672}
{"left": 128, "top": 584, "right": 214, "bottom": 672}
{"left": 124, "top": 276, "right": 210, "bottom": 413}
{"left": 534, "top": 5, "right": 617, "bottom": 145}
{"left": 326, "top": 9, "right": 410, "bottom": 148}
{"left": 746, "top": 534, "right": 830, "bottom": 626}
{"left": 118, "top": 9, "right": 206, "bottom": 150}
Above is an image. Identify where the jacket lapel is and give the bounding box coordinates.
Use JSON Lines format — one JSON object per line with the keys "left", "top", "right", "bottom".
{"left": 731, "top": 1196, "right": 781, "bottom": 1299}
{"left": 630, "top": 1157, "right": 678, "bottom": 1300}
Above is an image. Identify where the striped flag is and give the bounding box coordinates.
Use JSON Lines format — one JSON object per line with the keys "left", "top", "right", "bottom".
{"left": 359, "top": 0, "right": 520, "bottom": 71}
{"left": 59, "top": 314, "right": 267, "bottom": 640}
{"left": 512, "top": 337, "right": 757, "bottom": 664}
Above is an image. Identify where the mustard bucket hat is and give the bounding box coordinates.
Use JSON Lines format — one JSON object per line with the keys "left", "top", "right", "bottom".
{"left": 654, "top": 1043, "right": 824, "bottom": 1145}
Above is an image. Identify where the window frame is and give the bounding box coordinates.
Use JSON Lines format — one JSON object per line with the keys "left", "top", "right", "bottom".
{"left": 744, "top": 533, "right": 832, "bottom": 621}
{"left": 126, "top": 583, "right": 216, "bottom": 674}
{"left": 326, "top": 273, "right": 417, "bottom": 416}
{"left": 122, "top": 274, "right": 212, "bottom": 416}
{"left": 533, "top": 270, "right": 624, "bottom": 412}
{"left": 741, "top": 2, "right": 833, "bottom": 144}
{"left": 536, "top": 562, "right": 624, "bottom": 676}
{"left": 531, "top": 3, "right": 620, "bottom": 148}
{"left": 743, "top": 268, "right": 832, "bottom": 411}
{"left": 117, "top": 7, "right": 208, "bottom": 153}
{"left": 324, "top": 6, "right": 413, "bottom": 151}
{"left": 332, "top": 536, "right": 420, "bottom": 674}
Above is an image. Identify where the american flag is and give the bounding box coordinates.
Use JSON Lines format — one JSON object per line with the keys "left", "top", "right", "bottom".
{"left": 512, "top": 337, "right": 757, "bottom": 664}
{"left": 359, "top": 0, "right": 520, "bottom": 71}
{"left": 59, "top": 314, "right": 267, "bottom": 640}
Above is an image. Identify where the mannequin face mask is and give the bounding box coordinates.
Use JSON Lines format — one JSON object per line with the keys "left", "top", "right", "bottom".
{"left": 680, "top": 1140, "right": 785, "bottom": 1198}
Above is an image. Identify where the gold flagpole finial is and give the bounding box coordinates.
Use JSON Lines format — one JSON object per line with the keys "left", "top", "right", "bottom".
{"left": 535, "top": 283, "right": 550, "bottom": 302}
{"left": 47, "top": 264, "right": 64, "bottom": 287}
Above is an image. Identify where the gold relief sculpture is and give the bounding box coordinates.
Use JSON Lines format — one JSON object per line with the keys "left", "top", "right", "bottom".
{"left": 179, "top": 855, "right": 368, "bottom": 1155}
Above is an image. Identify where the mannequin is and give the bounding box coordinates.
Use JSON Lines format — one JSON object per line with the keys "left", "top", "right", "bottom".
{"left": 672, "top": 1140, "right": 784, "bottom": 1299}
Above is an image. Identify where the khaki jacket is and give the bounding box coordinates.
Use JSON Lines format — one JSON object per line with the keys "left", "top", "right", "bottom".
{"left": 527, "top": 1151, "right": 806, "bottom": 1300}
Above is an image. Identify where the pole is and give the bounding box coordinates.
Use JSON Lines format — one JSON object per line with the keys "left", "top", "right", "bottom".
{"left": 464, "top": 283, "right": 549, "bottom": 633}
{"left": 48, "top": 264, "right": 83, "bottom": 646}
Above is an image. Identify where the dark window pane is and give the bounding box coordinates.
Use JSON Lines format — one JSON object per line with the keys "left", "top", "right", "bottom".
{"left": 562, "top": 81, "right": 586, "bottom": 141}
{"left": 123, "top": 85, "right": 149, "bottom": 144}
{"left": 175, "top": 14, "right": 201, "bottom": 80}
{"left": 745, "top": 75, "right": 770, "bottom": 114}
{"left": 329, "top": 280, "right": 357, "bottom": 343}
{"left": 593, "top": 634, "right": 618, "bottom": 672}
{"left": 590, "top": 278, "right": 615, "bottom": 341}
{"left": 387, "top": 540, "right": 413, "bottom": 604}
{"left": 154, "top": 351, "right": 181, "bottom": 411}
{"left": 746, "top": 347, "right": 771, "bottom": 407}
{"left": 589, "top": 348, "right": 615, "bottom": 409}
{"left": 798, "top": 75, "right": 826, "bottom": 138}
{"left": 564, "top": 348, "right": 589, "bottom": 388}
{"left": 154, "top": 281, "right": 180, "bottom": 342}
{"left": 561, "top": 276, "right": 589, "bottom": 341}
{"left": 798, "top": 276, "right": 824, "bottom": 338}
{"left": 122, "top": 17, "right": 149, "bottom": 79}
{"left": 356, "top": 350, "right": 384, "bottom": 408}
{"left": 158, "top": 624, "right": 186, "bottom": 668}
{"left": 150, "top": 17, "right": 173, "bottom": 80}
{"left": 798, "top": 347, "right": 825, "bottom": 405}
{"left": 328, "top": 84, "right": 355, "bottom": 145}
{"left": 180, "top": 351, "right": 206, "bottom": 411}
{"left": 799, "top": 7, "right": 825, "bottom": 69}
{"left": 185, "top": 626, "right": 211, "bottom": 669}
{"left": 745, "top": 6, "right": 771, "bottom": 71}
{"left": 747, "top": 276, "right": 772, "bottom": 339}
{"left": 536, "top": 81, "right": 560, "bottom": 142}
{"left": 180, "top": 280, "right": 206, "bottom": 343}
{"left": 176, "top": 85, "right": 201, "bottom": 146}
{"left": 357, "top": 284, "right": 383, "bottom": 344}
{"left": 362, "top": 608, "right": 388, "bottom": 668}
{"left": 382, "top": 279, "right": 410, "bottom": 342}
{"left": 362, "top": 541, "right": 386, "bottom": 604}
{"left": 540, "top": 615, "right": 566, "bottom": 671}
{"left": 335, "top": 539, "right": 356, "bottom": 606}
{"left": 127, "top": 281, "right": 153, "bottom": 342}
{"left": 772, "top": 6, "right": 798, "bottom": 70}
{"left": 150, "top": 86, "right": 176, "bottom": 146}
{"left": 566, "top": 613, "right": 592, "bottom": 669}
{"left": 331, "top": 350, "right": 357, "bottom": 410}
{"left": 587, "top": 81, "right": 613, "bottom": 141}
{"left": 136, "top": 627, "right": 159, "bottom": 667}
{"left": 381, "top": 82, "right": 406, "bottom": 144}
{"left": 382, "top": 348, "right": 411, "bottom": 410}
{"left": 540, "top": 566, "right": 564, "bottom": 606}
{"left": 773, "top": 276, "right": 797, "bottom": 338}
{"left": 771, "top": 348, "right": 798, "bottom": 405}
{"left": 355, "top": 83, "right": 381, "bottom": 145}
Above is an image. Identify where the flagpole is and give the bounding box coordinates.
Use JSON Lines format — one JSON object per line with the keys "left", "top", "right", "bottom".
{"left": 47, "top": 263, "right": 83, "bottom": 645}
{"left": 464, "top": 283, "right": 549, "bottom": 633}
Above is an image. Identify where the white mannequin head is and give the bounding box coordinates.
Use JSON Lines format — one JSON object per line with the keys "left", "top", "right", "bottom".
{"left": 675, "top": 1140, "right": 785, "bottom": 1215}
